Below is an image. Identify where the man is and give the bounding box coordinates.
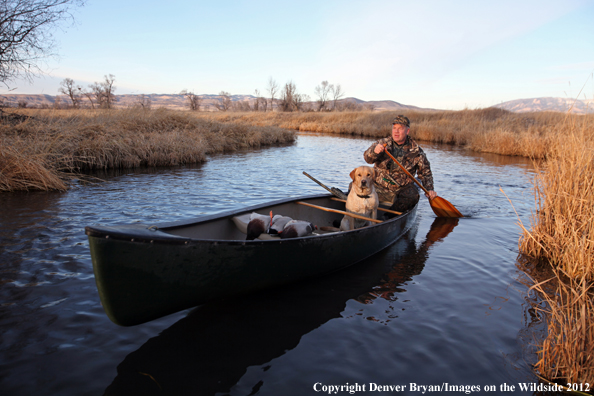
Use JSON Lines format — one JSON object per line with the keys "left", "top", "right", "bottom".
{"left": 363, "top": 115, "right": 437, "bottom": 213}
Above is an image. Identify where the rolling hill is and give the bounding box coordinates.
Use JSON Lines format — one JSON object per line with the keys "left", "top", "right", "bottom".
{"left": 0, "top": 93, "right": 435, "bottom": 112}
{"left": 1, "top": 93, "right": 592, "bottom": 114}
{"left": 493, "top": 97, "right": 593, "bottom": 114}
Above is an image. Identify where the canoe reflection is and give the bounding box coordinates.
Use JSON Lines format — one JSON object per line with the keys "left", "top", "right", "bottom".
{"left": 104, "top": 217, "right": 457, "bottom": 396}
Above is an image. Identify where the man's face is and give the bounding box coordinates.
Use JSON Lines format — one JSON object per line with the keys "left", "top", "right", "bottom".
{"left": 392, "top": 124, "right": 409, "bottom": 145}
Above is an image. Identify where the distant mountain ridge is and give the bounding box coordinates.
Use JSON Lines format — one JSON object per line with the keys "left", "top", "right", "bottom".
{"left": 494, "top": 97, "right": 593, "bottom": 114}
{"left": 1, "top": 93, "right": 592, "bottom": 113}
{"left": 0, "top": 93, "right": 434, "bottom": 112}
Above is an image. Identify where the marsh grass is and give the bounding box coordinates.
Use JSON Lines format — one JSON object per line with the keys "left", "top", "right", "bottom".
{"left": 199, "top": 109, "right": 591, "bottom": 159}
{"left": 516, "top": 115, "right": 594, "bottom": 383}
{"left": 0, "top": 108, "right": 295, "bottom": 191}
{"left": 0, "top": 144, "right": 68, "bottom": 191}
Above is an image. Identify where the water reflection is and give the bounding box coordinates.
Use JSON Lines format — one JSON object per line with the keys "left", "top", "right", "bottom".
{"left": 513, "top": 257, "right": 554, "bottom": 381}
{"left": 357, "top": 217, "right": 459, "bottom": 305}
{"left": 104, "top": 217, "right": 457, "bottom": 395}
{"left": 0, "top": 191, "right": 66, "bottom": 299}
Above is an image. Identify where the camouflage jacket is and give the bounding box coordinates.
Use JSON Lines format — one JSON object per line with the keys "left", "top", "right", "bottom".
{"left": 363, "top": 136, "right": 434, "bottom": 192}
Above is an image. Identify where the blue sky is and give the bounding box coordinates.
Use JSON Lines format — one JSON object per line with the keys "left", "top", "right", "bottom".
{"left": 3, "top": 0, "right": 594, "bottom": 110}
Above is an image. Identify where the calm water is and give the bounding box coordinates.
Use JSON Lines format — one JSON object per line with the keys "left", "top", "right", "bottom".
{"left": 0, "top": 133, "right": 544, "bottom": 395}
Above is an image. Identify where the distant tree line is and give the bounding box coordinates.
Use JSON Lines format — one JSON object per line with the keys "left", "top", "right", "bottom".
{"left": 208, "top": 77, "right": 374, "bottom": 113}
{"left": 3, "top": 75, "right": 374, "bottom": 112}
{"left": 58, "top": 74, "right": 117, "bottom": 109}
{"left": 0, "top": 0, "right": 374, "bottom": 113}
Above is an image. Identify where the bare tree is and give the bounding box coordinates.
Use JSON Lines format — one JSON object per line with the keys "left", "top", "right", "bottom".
{"left": 0, "top": 0, "right": 86, "bottom": 85}
{"left": 101, "top": 74, "right": 116, "bottom": 109}
{"left": 314, "top": 80, "right": 333, "bottom": 111}
{"left": 279, "top": 81, "right": 307, "bottom": 112}
{"left": 259, "top": 91, "right": 267, "bottom": 112}
{"left": 59, "top": 77, "right": 81, "bottom": 108}
{"left": 52, "top": 95, "right": 61, "bottom": 108}
{"left": 232, "top": 100, "right": 251, "bottom": 112}
{"left": 266, "top": 76, "right": 278, "bottom": 111}
{"left": 278, "top": 81, "right": 295, "bottom": 112}
{"left": 252, "top": 89, "right": 260, "bottom": 112}
{"left": 136, "top": 94, "right": 151, "bottom": 110}
{"left": 81, "top": 88, "right": 95, "bottom": 109}
{"left": 253, "top": 88, "right": 269, "bottom": 112}
{"left": 89, "top": 74, "right": 116, "bottom": 109}
{"left": 88, "top": 82, "right": 102, "bottom": 107}
{"left": 180, "top": 89, "right": 201, "bottom": 111}
{"left": 299, "top": 94, "right": 313, "bottom": 112}
{"left": 331, "top": 84, "right": 344, "bottom": 111}
{"left": 214, "top": 91, "right": 232, "bottom": 111}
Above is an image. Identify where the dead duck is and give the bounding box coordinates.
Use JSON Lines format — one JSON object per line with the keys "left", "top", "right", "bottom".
{"left": 280, "top": 220, "right": 316, "bottom": 239}
{"left": 268, "top": 215, "right": 293, "bottom": 235}
{"left": 246, "top": 211, "right": 279, "bottom": 240}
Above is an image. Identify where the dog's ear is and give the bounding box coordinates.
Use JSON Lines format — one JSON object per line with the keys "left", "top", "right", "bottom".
{"left": 349, "top": 168, "right": 357, "bottom": 180}
{"left": 370, "top": 167, "right": 376, "bottom": 179}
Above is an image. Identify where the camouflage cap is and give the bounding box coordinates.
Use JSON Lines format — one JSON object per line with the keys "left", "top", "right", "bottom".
{"left": 392, "top": 115, "right": 410, "bottom": 127}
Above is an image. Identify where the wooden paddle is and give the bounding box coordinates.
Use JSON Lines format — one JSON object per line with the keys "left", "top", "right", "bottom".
{"left": 381, "top": 144, "right": 463, "bottom": 218}
{"left": 302, "top": 171, "right": 348, "bottom": 200}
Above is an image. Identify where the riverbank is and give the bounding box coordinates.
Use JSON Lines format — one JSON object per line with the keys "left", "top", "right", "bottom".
{"left": 517, "top": 116, "right": 593, "bottom": 384}
{"left": 4, "top": 108, "right": 592, "bottom": 192}
{"left": 0, "top": 108, "right": 295, "bottom": 192}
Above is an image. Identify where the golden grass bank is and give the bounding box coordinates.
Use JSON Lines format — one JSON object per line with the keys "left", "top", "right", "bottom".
{"left": 0, "top": 108, "right": 296, "bottom": 192}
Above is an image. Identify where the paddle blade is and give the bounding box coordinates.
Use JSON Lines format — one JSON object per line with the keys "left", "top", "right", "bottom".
{"left": 429, "top": 196, "right": 463, "bottom": 218}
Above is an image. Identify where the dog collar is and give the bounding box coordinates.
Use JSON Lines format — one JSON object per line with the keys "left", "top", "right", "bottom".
{"left": 357, "top": 194, "right": 371, "bottom": 199}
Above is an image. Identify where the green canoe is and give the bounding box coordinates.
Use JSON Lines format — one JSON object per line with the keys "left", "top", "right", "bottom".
{"left": 85, "top": 194, "right": 417, "bottom": 326}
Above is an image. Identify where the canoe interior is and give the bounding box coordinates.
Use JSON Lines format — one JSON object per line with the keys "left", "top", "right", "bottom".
{"left": 161, "top": 195, "right": 348, "bottom": 240}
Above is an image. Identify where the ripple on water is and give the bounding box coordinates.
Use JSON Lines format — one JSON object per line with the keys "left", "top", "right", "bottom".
{"left": 0, "top": 134, "right": 539, "bottom": 395}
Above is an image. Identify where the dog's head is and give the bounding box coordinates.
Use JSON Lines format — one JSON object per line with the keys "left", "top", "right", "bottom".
{"left": 349, "top": 166, "right": 375, "bottom": 193}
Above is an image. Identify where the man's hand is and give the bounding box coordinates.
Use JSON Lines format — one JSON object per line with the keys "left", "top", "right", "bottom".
{"left": 426, "top": 190, "right": 437, "bottom": 200}
{"left": 374, "top": 144, "right": 385, "bottom": 154}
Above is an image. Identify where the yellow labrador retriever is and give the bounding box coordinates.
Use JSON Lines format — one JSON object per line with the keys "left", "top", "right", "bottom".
{"left": 340, "top": 166, "right": 379, "bottom": 231}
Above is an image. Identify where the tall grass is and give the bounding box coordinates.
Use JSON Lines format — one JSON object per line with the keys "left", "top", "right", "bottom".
{"left": 198, "top": 109, "right": 586, "bottom": 159}
{"left": 0, "top": 108, "right": 295, "bottom": 191}
{"left": 517, "top": 114, "right": 594, "bottom": 384}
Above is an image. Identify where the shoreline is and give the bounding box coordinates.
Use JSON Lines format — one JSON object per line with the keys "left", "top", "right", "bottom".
{"left": 0, "top": 108, "right": 296, "bottom": 192}
{"left": 4, "top": 107, "right": 591, "bottom": 193}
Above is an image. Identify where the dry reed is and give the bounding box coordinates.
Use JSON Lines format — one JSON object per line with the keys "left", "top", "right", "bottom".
{"left": 197, "top": 109, "right": 591, "bottom": 159}
{"left": 0, "top": 108, "right": 295, "bottom": 191}
{"left": 517, "top": 114, "right": 594, "bottom": 384}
